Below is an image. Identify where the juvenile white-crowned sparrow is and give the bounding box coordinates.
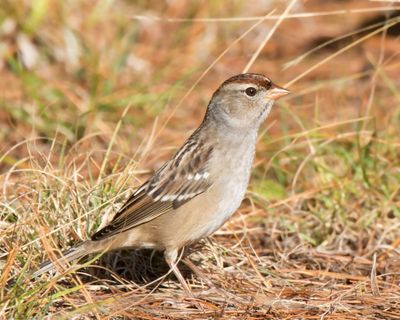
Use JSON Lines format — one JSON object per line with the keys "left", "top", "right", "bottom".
{"left": 34, "top": 73, "right": 289, "bottom": 294}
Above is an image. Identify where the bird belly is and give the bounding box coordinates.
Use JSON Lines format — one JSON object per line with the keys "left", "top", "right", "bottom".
{"left": 176, "top": 143, "right": 255, "bottom": 246}
{"left": 177, "top": 173, "right": 250, "bottom": 246}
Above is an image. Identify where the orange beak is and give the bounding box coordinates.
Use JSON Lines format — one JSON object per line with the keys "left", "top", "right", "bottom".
{"left": 266, "top": 84, "right": 290, "bottom": 100}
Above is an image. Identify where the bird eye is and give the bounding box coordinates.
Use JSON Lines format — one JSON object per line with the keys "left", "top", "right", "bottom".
{"left": 245, "top": 87, "right": 257, "bottom": 96}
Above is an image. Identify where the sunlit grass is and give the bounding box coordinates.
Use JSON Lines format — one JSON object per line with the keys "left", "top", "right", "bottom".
{"left": 1, "top": 1, "right": 400, "bottom": 319}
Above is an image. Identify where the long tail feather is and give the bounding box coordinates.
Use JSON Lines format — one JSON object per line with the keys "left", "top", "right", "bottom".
{"left": 33, "top": 242, "right": 89, "bottom": 277}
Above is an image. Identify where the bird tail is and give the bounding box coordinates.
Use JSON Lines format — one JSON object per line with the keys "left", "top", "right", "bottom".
{"left": 33, "top": 241, "right": 92, "bottom": 277}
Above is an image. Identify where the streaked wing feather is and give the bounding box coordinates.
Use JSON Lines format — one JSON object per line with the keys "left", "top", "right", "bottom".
{"left": 91, "top": 190, "right": 173, "bottom": 240}
{"left": 91, "top": 134, "right": 214, "bottom": 241}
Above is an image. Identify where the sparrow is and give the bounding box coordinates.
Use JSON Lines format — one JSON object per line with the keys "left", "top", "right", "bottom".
{"left": 34, "top": 73, "right": 289, "bottom": 295}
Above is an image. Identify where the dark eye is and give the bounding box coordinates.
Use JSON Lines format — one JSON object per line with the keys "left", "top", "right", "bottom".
{"left": 245, "top": 87, "right": 257, "bottom": 96}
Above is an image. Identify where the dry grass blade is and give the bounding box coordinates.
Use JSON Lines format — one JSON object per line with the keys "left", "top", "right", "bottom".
{"left": 131, "top": 6, "right": 400, "bottom": 22}
{"left": 243, "top": 0, "right": 298, "bottom": 73}
{"left": 285, "top": 17, "right": 400, "bottom": 87}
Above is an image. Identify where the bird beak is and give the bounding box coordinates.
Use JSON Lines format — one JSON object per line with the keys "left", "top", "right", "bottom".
{"left": 266, "top": 84, "right": 290, "bottom": 100}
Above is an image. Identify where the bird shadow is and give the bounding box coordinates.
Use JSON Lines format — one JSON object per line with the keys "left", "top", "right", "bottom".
{"left": 73, "top": 247, "right": 199, "bottom": 290}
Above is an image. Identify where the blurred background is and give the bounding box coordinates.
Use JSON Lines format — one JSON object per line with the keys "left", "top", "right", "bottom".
{"left": 1, "top": 0, "right": 399, "bottom": 318}
{"left": 0, "top": 1, "right": 398, "bottom": 172}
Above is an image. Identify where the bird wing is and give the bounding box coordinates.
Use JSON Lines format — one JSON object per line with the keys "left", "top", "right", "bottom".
{"left": 91, "top": 137, "right": 214, "bottom": 241}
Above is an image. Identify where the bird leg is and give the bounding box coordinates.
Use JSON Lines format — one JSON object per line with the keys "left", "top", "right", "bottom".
{"left": 164, "top": 249, "right": 194, "bottom": 298}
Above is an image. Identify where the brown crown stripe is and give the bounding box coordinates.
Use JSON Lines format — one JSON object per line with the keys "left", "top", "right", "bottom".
{"left": 221, "top": 73, "right": 272, "bottom": 90}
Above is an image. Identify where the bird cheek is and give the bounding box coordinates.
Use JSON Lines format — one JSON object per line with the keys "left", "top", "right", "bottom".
{"left": 223, "top": 105, "right": 232, "bottom": 116}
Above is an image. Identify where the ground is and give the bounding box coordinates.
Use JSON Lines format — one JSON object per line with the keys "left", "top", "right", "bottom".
{"left": 0, "top": 1, "right": 399, "bottom": 319}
